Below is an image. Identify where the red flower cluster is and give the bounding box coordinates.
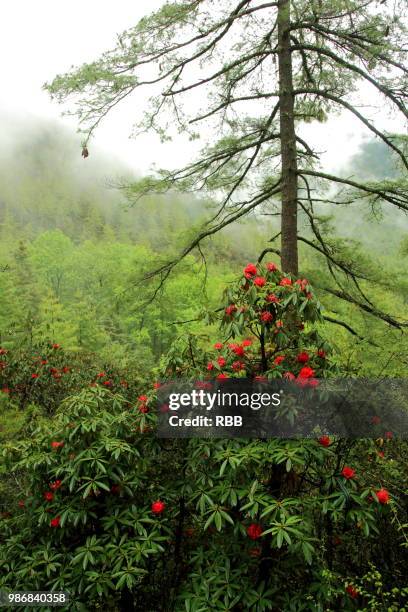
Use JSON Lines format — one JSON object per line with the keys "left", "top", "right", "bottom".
{"left": 296, "top": 352, "right": 309, "bottom": 364}
{"left": 232, "top": 361, "right": 244, "bottom": 371}
{"left": 43, "top": 491, "right": 54, "bottom": 502}
{"left": 50, "top": 516, "right": 61, "bottom": 528}
{"left": 254, "top": 276, "right": 266, "bottom": 288}
{"left": 260, "top": 311, "right": 274, "bottom": 323}
{"left": 244, "top": 263, "right": 258, "bottom": 279}
{"left": 341, "top": 466, "right": 356, "bottom": 480}
{"left": 318, "top": 436, "right": 331, "bottom": 447}
{"left": 151, "top": 500, "right": 166, "bottom": 514}
{"left": 274, "top": 355, "right": 285, "bottom": 365}
{"left": 50, "top": 480, "right": 62, "bottom": 490}
{"left": 295, "top": 278, "right": 309, "bottom": 292}
{"left": 51, "top": 441, "right": 64, "bottom": 449}
{"left": 225, "top": 304, "right": 237, "bottom": 316}
{"left": 346, "top": 585, "right": 359, "bottom": 599}
{"left": 375, "top": 488, "right": 390, "bottom": 504}
{"left": 246, "top": 523, "right": 263, "bottom": 540}
{"left": 298, "top": 366, "right": 314, "bottom": 379}
{"left": 229, "top": 343, "right": 245, "bottom": 357}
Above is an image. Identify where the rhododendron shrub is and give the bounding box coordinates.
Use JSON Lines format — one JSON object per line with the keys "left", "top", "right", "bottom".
{"left": 0, "top": 265, "right": 406, "bottom": 611}
{"left": 0, "top": 342, "right": 147, "bottom": 414}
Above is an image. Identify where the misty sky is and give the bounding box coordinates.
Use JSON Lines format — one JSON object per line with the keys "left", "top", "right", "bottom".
{"left": 1, "top": 1, "right": 405, "bottom": 175}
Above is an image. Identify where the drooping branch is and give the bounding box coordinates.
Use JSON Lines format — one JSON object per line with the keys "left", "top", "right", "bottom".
{"left": 290, "top": 43, "right": 408, "bottom": 118}
{"left": 321, "top": 287, "right": 408, "bottom": 329}
{"left": 293, "top": 88, "right": 408, "bottom": 170}
{"left": 297, "top": 170, "right": 408, "bottom": 212}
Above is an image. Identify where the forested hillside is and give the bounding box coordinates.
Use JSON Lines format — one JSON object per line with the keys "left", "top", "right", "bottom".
{"left": 0, "top": 120, "right": 406, "bottom": 375}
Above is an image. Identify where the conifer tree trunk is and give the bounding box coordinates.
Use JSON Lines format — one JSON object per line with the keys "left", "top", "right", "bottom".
{"left": 278, "top": 0, "right": 298, "bottom": 276}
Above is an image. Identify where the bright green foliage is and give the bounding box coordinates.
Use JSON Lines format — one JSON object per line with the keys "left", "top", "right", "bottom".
{"left": 1, "top": 267, "right": 406, "bottom": 611}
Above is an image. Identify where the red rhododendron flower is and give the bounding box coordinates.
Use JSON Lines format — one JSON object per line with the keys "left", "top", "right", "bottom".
{"left": 50, "top": 516, "right": 61, "bottom": 528}
{"left": 43, "top": 491, "right": 54, "bottom": 502}
{"left": 214, "top": 342, "right": 223, "bottom": 350}
{"left": 246, "top": 523, "right": 263, "bottom": 540}
{"left": 298, "top": 366, "right": 315, "bottom": 379}
{"left": 266, "top": 262, "right": 278, "bottom": 272}
{"left": 385, "top": 431, "right": 393, "bottom": 440}
{"left": 50, "top": 480, "right": 62, "bottom": 491}
{"left": 274, "top": 356, "right": 285, "bottom": 365}
{"left": 216, "top": 373, "right": 229, "bottom": 380}
{"left": 97, "top": 372, "right": 106, "bottom": 378}
{"left": 297, "top": 352, "right": 309, "bottom": 364}
{"left": 375, "top": 488, "right": 390, "bottom": 504}
{"left": 103, "top": 380, "right": 112, "bottom": 387}
{"left": 377, "top": 451, "right": 385, "bottom": 459}
{"left": 341, "top": 466, "right": 356, "bottom": 480}
{"left": 295, "top": 278, "right": 308, "bottom": 291}
{"left": 231, "top": 345, "right": 245, "bottom": 357}
{"left": 225, "top": 304, "right": 237, "bottom": 316}
{"left": 232, "top": 361, "right": 245, "bottom": 371}
{"left": 279, "top": 277, "right": 292, "bottom": 286}
{"left": 254, "top": 276, "right": 266, "bottom": 287}
{"left": 217, "top": 357, "right": 226, "bottom": 367}
{"left": 41, "top": 360, "right": 48, "bottom": 365}
{"left": 266, "top": 293, "right": 279, "bottom": 303}
{"left": 346, "top": 585, "right": 359, "bottom": 599}
{"left": 153, "top": 382, "right": 161, "bottom": 389}
{"left": 317, "top": 349, "right": 326, "bottom": 358}
{"left": 318, "top": 436, "right": 331, "bottom": 447}
{"left": 242, "top": 339, "right": 252, "bottom": 347}
{"left": 308, "top": 378, "right": 319, "bottom": 388}
{"left": 284, "top": 372, "right": 295, "bottom": 381}
{"left": 260, "top": 311, "right": 274, "bottom": 323}
{"left": 207, "top": 362, "right": 214, "bottom": 371}
{"left": 31, "top": 373, "right": 39, "bottom": 379}
{"left": 151, "top": 500, "right": 166, "bottom": 514}
{"left": 139, "top": 405, "right": 149, "bottom": 414}
{"left": 52, "top": 344, "right": 60, "bottom": 349}
{"left": 275, "top": 320, "right": 283, "bottom": 328}
{"left": 51, "top": 441, "right": 64, "bottom": 449}
{"left": 62, "top": 366, "right": 70, "bottom": 374}
{"left": 244, "top": 263, "right": 258, "bottom": 278}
